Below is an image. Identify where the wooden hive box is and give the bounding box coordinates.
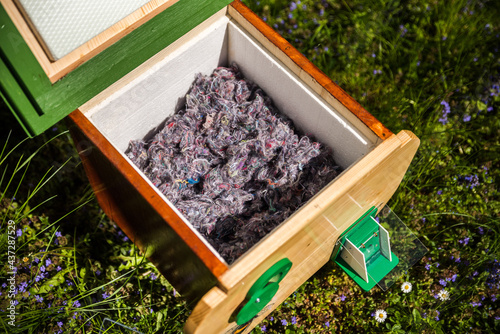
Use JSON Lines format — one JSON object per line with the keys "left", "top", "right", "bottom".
{"left": 0, "top": 1, "right": 419, "bottom": 333}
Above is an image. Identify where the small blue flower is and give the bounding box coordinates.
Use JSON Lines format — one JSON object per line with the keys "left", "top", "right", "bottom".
{"left": 73, "top": 300, "right": 81, "bottom": 308}
{"left": 325, "top": 321, "right": 330, "bottom": 327}
{"left": 439, "top": 279, "right": 447, "bottom": 287}
{"left": 291, "top": 316, "right": 297, "bottom": 325}
{"left": 55, "top": 231, "right": 62, "bottom": 237}
{"left": 399, "top": 25, "right": 408, "bottom": 37}
{"left": 57, "top": 322, "right": 63, "bottom": 328}
{"left": 425, "top": 264, "right": 431, "bottom": 270}
{"left": 340, "top": 294, "right": 346, "bottom": 301}
{"left": 102, "top": 292, "right": 110, "bottom": 299}
{"left": 463, "top": 114, "right": 471, "bottom": 122}
{"left": 281, "top": 319, "right": 287, "bottom": 326}
{"left": 290, "top": 2, "right": 297, "bottom": 11}
{"left": 261, "top": 325, "right": 267, "bottom": 332}
{"left": 16, "top": 229, "right": 22, "bottom": 237}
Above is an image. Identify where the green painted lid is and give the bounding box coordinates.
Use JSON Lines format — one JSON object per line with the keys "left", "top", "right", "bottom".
{"left": 0, "top": 0, "right": 232, "bottom": 137}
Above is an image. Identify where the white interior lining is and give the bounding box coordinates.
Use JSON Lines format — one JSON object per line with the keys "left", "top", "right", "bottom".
{"left": 83, "top": 13, "right": 379, "bottom": 262}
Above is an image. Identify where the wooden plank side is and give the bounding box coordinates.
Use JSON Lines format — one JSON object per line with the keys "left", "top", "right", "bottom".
{"left": 185, "top": 130, "right": 419, "bottom": 334}
{"left": 67, "top": 109, "right": 228, "bottom": 279}
{"left": 3, "top": 0, "right": 180, "bottom": 82}
{"left": 228, "top": 1, "right": 391, "bottom": 142}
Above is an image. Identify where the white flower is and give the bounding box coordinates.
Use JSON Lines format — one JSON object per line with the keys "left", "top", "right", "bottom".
{"left": 375, "top": 309, "right": 387, "bottom": 323}
{"left": 437, "top": 289, "right": 450, "bottom": 301}
{"left": 401, "top": 282, "right": 412, "bottom": 293}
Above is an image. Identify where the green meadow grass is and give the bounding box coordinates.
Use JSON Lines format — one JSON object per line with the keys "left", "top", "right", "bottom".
{"left": 1, "top": 0, "right": 499, "bottom": 333}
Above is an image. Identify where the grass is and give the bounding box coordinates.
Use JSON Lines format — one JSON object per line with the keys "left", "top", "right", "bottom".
{"left": 1, "top": 0, "right": 499, "bottom": 333}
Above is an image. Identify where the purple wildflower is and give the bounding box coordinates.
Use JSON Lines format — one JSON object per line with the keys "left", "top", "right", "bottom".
{"left": 463, "top": 114, "right": 471, "bottom": 122}
{"left": 55, "top": 231, "right": 62, "bottom": 237}
{"left": 340, "top": 294, "right": 346, "bottom": 301}
{"left": 435, "top": 310, "right": 440, "bottom": 321}
{"left": 425, "top": 264, "right": 431, "bottom": 270}
{"left": 291, "top": 316, "right": 297, "bottom": 325}
{"left": 281, "top": 319, "right": 288, "bottom": 326}
{"left": 459, "top": 237, "right": 470, "bottom": 245}
{"left": 261, "top": 325, "right": 267, "bottom": 332}
{"left": 40, "top": 265, "right": 46, "bottom": 272}
{"left": 439, "top": 279, "right": 447, "bottom": 287}
{"left": 399, "top": 25, "right": 408, "bottom": 37}
{"left": 35, "top": 295, "right": 43, "bottom": 303}
{"left": 325, "top": 321, "right": 330, "bottom": 327}
{"left": 290, "top": 2, "right": 297, "bottom": 11}
{"left": 73, "top": 300, "right": 81, "bottom": 308}
{"left": 102, "top": 292, "right": 110, "bottom": 299}
{"left": 439, "top": 100, "right": 451, "bottom": 124}
{"left": 16, "top": 229, "right": 22, "bottom": 237}
{"left": 45, "top": 258, "right": 52, "bottom": 267}
{"left": 57, "top": 322, "right": 63, "bottom": 328}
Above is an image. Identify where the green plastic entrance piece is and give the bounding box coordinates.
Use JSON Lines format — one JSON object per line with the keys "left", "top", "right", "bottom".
{"left": 334, "top": 207, "right": 399, "bottom": 291}
{"left": 236, "top": 258, "right": 292, "bottom": 325}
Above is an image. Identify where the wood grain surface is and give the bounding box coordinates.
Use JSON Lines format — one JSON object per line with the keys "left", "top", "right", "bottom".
{"left": 185, "top": 130, "right": 419, "bottom": 334}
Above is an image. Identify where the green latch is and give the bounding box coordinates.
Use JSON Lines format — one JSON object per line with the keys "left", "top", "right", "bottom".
{"left": 235, "top": 258, "right": 292, "bottom": 325}
{"left": 333, "top": 207, "right": 399, "bottom": 291}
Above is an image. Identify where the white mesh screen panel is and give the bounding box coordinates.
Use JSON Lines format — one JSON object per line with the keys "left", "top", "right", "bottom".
{"left": 16, "top": 0, "right": 151, "bottom": 60}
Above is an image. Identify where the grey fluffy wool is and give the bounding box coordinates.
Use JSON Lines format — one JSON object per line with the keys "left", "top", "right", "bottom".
{"left": 127, "top": 64, "right": 340, "bottom": 264}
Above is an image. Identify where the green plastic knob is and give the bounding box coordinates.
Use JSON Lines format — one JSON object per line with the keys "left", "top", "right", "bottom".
{"left": 234, "top": 258, "right": 293, "bottom": 325}
{"left": 236, "top": 282, "right": 279, "bottom": 325}
{"left": 247, "top": 258, "right": 292, "bottom": 298}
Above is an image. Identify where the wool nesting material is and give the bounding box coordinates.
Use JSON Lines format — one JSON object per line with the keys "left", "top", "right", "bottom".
{"left": 127, "top": 64, "right": 340, "bottom": 264}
